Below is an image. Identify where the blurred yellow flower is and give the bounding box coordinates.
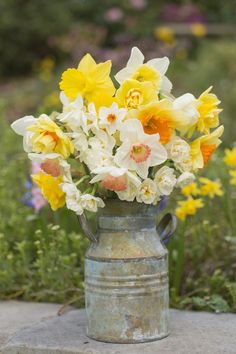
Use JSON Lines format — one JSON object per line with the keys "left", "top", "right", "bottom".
{"left": 116, "top": 79, "right": 158, "bottom": 109}
{"left": 176, "top": 197, "right": 204, "bottom": 221}
{"left": 154, "top": 26, "right": 175, "bottom": 44}
{"left": 60, "top": 53, "right": 115, "bottom": 105}
{"left": 43, "top": 91, "right": 60, "bottom": 108}
{"left": 32, "top": 171, "right": 65, "bottom": 210}
{"left": 191, "top": 23, "right": 207, "bottom": 37}
{"left": 181, "top": 182, "right": 200, "bottom": 197}
{"left": 196, "top": 87, "right": 222, "bottom": 134}
{"left": 28, "top": 115, "right": 74, "bottom": 158}
{"left": 224, "top": 148, "right": 236, "bottom": 167}
{"left": 229, "top": 170, "right": 236, "bottom": 185}
{"left": 199, "top": 177, "right": 224, "bottom": 198}
{"left": 39, "top": 57, "right": 55, "bottom": 82}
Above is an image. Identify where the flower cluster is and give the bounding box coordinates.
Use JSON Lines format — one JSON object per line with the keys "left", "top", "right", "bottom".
{"left": 176, "top": 177, "right": 224, "bottom": 220}
{"left": 11, "top": 47, "right": 223, "bottom": 216}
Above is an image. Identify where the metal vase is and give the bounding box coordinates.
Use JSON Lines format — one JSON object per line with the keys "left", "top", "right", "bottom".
{"left": 78, "top": 200, "right": 176, "bottom": 344}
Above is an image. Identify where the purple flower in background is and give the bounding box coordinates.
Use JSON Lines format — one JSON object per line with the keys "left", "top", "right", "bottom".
{"left": 105, "top": 7, "right": 124, "bottom": 23}
{"left": 129, "top": 0, "right": 147, "bottom": 11}
{"left": 161, "top": 3, "right": 207, "bottom": 24}
{"left": 21, "top": 162, "right": 47, "bottom": 212}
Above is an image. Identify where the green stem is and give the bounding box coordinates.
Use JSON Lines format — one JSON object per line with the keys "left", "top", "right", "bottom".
{"left": 173, "top": 221, "right": 186, "bottom": 296}
{"left": 75, "top": 175, "right": 90, "bottom": 186}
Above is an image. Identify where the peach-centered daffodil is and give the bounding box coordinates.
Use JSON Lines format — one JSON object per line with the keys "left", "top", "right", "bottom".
{"left": 114, "top": 119, "right": 167, "bottom": 179}
{"left": 190, "top": 125, "right": 224, "bottom": 170}
{"left": 60, "top": 53, "right": 115, "bottom": 108}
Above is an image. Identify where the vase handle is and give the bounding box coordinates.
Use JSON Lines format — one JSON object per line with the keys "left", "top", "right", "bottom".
{"left": 157, "top": 213, "right": 177, "bottom": 246}
{"left": 77, "top": 214, "right": 98, "bottom": 243}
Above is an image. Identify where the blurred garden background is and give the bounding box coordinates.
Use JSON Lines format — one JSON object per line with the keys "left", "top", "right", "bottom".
{"left": 1, "top": 0, "right": 236, "bottom": 313}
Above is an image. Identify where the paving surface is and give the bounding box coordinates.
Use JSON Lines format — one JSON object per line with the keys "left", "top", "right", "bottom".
{"left": 1, "top": 301, "right": 236, "bottom": 354}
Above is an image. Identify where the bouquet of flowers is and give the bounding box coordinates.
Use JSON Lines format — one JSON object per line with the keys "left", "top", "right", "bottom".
{"left": 11, "top": 47, "right": 223, "bottom": 215}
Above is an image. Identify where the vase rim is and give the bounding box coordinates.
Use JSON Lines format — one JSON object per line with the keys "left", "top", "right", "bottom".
{"left": 99, "top": 199, "right": 158, "bottom": 217}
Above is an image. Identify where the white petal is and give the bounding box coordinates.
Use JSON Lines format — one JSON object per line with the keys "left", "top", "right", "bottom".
{"left": 173, "top": 93, "right": 196, "bottom": 109}
{"left": 149, "top": 144, "right": 168, "bottom": 166}
{"left": 114, "top": 67, "right": 135, "bottom": 85}
{"left": 161, "top": 76, "right": 173, "bottom": 94}
{"left": 136, "top": 162, "right": 149, "bottom": 179}
{"left": 119, "top": 119, "right": 141, "bottom": 142}
{"left": 74, "top": 94, "right": 83, "bottom": 108}
{"left": 147, "top": 57, "right": 170, "bottom": 75}
{"left": 23, "top": 134, "right": 32, "bottom": 153}
{"left": 11, "top": 116, "right": 36, "bottom": 136}
{"left": 60, "top": 91, "right": 69, "bottom": 106}
{"left": 127, "top": 47, "right": 144, "bottom": 68}
{"left": 28, "top": 152, "right": 60, "bottom": 163}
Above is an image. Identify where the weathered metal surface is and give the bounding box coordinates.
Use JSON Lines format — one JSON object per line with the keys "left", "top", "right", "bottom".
{"left": 83, "top": 200, "right": 174, "bottom": 343}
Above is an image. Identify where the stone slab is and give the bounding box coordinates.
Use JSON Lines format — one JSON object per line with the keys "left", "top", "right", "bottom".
{"left": 0, "top": 301, "right": 61, "bottom": 349}
{"left": 1, "top": 302, "right": 236, "bottom": 354}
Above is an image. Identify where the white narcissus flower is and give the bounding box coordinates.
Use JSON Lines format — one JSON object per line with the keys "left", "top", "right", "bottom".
{"left": 80, "top": 194, "right": 105, "bottom": 212}
{"left": 116, "top": 173, "right": 141, "bottom": 202}
{"left": 58, "top": 92, "right": 88, "bottom": 133}
{"left": 154, "top": 166, "right": 177, "bottom": 195}
{"left": 61, "top": 182, "right": 83, "bottom": 215}
{"left": 90, "top": 166, "right": 141, "bottom": 192}
{"left": 11, "top": 115, "right": 36, "bottom": 152}
{"left": 68, "top": 130, "right": 89, "bottom": 154}
{"left": 173, "top": 93, "right": 199, "bottom": 134}
{"left": 136, "top": 178, "right": 158, "bottom": 204}
{"left": 115, "top": 46, "right": 172, "bottom": 93}
{"left": 99, "top": 102, "right": 127, "bottom": 134}
{"left": 81, "top": 130, "right": 116, "bottom": 171}
{"left": 175, "top": 158, "right": 193, "bottom": 173}
{"left": 166, "top": 136, "right": 190, "bottom": 163}
{"left": 114, "top": 119, "right": 167, "bottom": 179}
{"left": 28, "top": 152, "right": 71, "bottom": 181}
{"left": 176, "top": 172, "right": 196, "bottom": 188}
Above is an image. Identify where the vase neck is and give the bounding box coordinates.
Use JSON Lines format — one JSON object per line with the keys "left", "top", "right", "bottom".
{"left": 97, "top": 200, "right": 158, "bottom": 231}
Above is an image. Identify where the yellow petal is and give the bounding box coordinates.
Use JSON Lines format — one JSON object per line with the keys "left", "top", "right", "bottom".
{"left": 60, "top": 68, "right": 85, "bottom": 100}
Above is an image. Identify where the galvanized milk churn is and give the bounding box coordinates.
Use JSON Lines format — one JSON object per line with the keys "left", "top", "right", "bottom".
{"left": 78, "top": 200, "right": 176, "bottom": 343}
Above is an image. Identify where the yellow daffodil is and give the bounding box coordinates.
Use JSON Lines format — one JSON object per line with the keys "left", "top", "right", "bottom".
{"left": 229, "top": 170, "right": 236, "bottom": 185}
{"left": 181, "top": 182, "right": 200, "bottom": 197}
{"left": 190, "top": 125, "right": 224, "bottom": 170}
{"left": 136, "top": 99, "right": 182, "bottom": 144}
{"left": 191, "top": 23, "right": 207, "bottom": 38}
{"left": 176, "top": 197, "right": 204, "bottom": 221}
{"left": 115, "top": 47, "right": 172, "bottom": 93}
{"left": 60, "top": 53, "right": 115, "bottom": 107}
{"left": 27, "top": 114, "right": 74, "bottom": 158}
{"left": 154, "top": 26, "right": 175, "bottom": 44}
{"left": 224, "top": 148, "right": 236, "bottom": 167}
{"left": 196, "top": 87, "right": 222, "bottom": 134}
{"left": 116, "top": 79, "right": 158, "bottom": 110}
{"left": 32, "top": 172, "right": 65, "bottom": 210}
{"left": 199, "top": 177, "right": 224, "bottom": 198}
